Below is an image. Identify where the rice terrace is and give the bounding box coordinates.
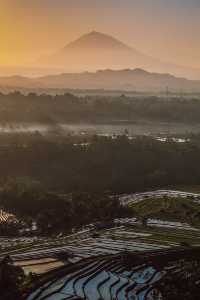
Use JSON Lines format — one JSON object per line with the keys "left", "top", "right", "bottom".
{"left": 1, "top": 190, "right": 200, "bottom": 299}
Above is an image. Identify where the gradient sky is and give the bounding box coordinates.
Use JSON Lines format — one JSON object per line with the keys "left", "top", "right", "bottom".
{"left": 1, "top": 0, "right": 200, "bottom": 67}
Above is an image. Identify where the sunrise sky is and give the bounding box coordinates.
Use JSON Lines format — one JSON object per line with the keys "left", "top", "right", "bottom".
{"left": 1, "top": 0, "right": 200, "bottom": 68}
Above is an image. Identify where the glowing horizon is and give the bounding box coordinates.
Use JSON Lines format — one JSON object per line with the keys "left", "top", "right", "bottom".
{"left": 1, "top": 0, "right": 200, "bottom": 69}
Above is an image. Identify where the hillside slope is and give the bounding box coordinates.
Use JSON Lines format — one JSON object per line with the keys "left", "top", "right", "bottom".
{"left": 131, "top": 197, "right": 200, "bottom": 226}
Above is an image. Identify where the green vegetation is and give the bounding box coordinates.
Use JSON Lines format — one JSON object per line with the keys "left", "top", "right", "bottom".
{"left": 1, "top": 92, "right": 200, "bottom": 123}
{"left": 169, "top": 184, "right": 200, "bottom": 193}
{"left": 131, "top": 197, "right": 200, "bottom": 227}
{"left": 0, "top": 133, "right": 200, "bottom": 194}
{"left": 1, "top": 133, "right": 200, "bottom": 233}
{"left": 0, "top": 183, "right": 129, "bottom": 233}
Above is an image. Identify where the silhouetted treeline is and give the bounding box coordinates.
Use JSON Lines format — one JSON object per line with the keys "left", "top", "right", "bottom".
{"left": 1, "top": 92, "right": 200, "bottom": 123}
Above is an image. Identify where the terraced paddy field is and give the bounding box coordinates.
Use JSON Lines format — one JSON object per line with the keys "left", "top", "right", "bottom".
{"left": 9, "top": 232, "right": 170, "bottom": 267}
{"left": 1, "top": 220, "right": 200, "bottom": 299}
{"left": 2, "top": 190, "right": 200, "bottom": 299}
{"left": 1, "top": 221, "right": 200, "bottom": 269}
{"left": 25, "top": 244, "right": 200, "bottom": 300}
{"left": 26, "top": 254, "right": 166, "bottom": 300}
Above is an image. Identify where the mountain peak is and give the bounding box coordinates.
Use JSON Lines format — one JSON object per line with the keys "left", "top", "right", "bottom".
{"left": 63, "top": 31, "right": 132, "bottom": 51}
{"left": 86, "top": 30, "right": 107, "bottom": 37}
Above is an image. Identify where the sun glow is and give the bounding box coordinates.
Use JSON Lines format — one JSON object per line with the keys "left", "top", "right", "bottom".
{"left": 0, "top": 0, "right": 200, "bottom": 73}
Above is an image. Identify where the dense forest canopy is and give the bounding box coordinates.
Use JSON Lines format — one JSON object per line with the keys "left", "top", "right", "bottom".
{"left": 0, "top": 133, "right": 199, "bottom": 194}
{"left": 0, "top": 92, "right": 200, "bottom": 123}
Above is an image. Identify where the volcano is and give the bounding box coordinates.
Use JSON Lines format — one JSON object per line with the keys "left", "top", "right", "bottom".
{"left": 38, "top": 31, "right": 200, "bottom": 79}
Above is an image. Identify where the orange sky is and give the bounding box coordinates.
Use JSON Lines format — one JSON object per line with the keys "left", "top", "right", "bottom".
{"left": 1, "top": 0, "right": 200, "bottom": 68}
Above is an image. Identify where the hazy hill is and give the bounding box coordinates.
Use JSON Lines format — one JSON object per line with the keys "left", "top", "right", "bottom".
{"left": 1, "top": 68, "right": 200, "bottom": 92}
{"left": 37, "top": 31, "right": 200, "bottom": 79}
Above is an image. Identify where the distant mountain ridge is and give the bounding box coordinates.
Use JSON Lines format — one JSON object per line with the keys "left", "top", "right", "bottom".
{"left": 0, "top": 68, "right": 200, "bottom": 92}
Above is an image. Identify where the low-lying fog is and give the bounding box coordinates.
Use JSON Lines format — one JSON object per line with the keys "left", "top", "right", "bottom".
{"left": 0, "top": 122, "right": 200, "bottom": 136}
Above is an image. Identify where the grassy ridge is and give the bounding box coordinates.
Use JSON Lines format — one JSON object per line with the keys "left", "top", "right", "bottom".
{"left": 130, "top": 197, "right": 200, "bottom": 226}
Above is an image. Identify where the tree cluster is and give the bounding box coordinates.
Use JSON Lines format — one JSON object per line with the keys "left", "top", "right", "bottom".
{"left": 0, "top": 92, "right": 200, "bottom": 123}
